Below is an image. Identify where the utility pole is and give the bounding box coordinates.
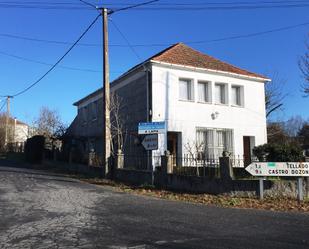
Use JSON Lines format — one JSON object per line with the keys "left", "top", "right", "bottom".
{"left": 101, "top": 8, "right": 111, "bottom": 176}
{"left": 4, "top": 96, "right": 11, "bottom": 149}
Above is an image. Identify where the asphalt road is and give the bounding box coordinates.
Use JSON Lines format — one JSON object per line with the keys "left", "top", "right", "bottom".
{"left": 0, "top": 163, "right": 308, "bottom": 249}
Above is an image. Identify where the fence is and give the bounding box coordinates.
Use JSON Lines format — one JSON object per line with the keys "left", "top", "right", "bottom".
{"left": 230, "top": 155, "right": 259, "bottom": 168}
{"left": 114, "top": 153, "right": 258, "bottom": 177}
{"left": 171, "top": 155, "right": 220, "bottom": 177}
{"left": 118, "top": 154, "right": 161, "bottom": 171}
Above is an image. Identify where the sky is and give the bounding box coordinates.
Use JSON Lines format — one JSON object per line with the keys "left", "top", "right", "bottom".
{"left": 0, "top": 0, "right": 308, "bottom": 126}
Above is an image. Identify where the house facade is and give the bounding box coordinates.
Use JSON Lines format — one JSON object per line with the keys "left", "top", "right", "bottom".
{"left": 0, "top": 116, "right": 29, "bottom": 151}
{"left": 67, "top": 43, "right": 269, "bottom": 165}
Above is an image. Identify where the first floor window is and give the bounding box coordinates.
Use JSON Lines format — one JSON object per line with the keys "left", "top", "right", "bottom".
{"left": 196, "top": 128, "right": 233, "bottom": 158}
{"left": 179, "top": 78, "right": 193, "bottom": 101}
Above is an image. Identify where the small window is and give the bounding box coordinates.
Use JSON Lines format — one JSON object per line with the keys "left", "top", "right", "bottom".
{"left": 198, "top": 81, "right": 210, "bottom": 103}
{"left": 179, "top": 78, "right": 194, "bottom": 101}
{"left": 91, "top": 101, "right": 98, "bottom": 120}
{"left": 82, "top": 106, "right": 88, "bottom": 124}
{"left": 215, "top": 83, "right": 227, "bottom": 104}
{"left": 231, "top": 85, "right": 243, "bottom": 106}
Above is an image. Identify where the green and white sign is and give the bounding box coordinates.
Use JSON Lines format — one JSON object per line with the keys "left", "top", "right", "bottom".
{"left": 245, "top": 162, "right": 309, "bottom": 177}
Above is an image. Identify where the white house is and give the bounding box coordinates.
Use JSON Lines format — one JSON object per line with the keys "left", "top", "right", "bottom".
{"left": 68, "top": 43, "right": 269, "bottom": 166}
{"left": 0, "top": 116, "right": 29, "bottom": 151}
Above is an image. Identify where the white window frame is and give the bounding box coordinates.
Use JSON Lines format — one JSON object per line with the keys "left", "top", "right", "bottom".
{"left": 231, "top": 85, "right": 244, "bottom": 107}
{"left": 179, "top": 78, "right": 194, "bottom": 101}
{"left": 196, "top": 128, "right": 234, "bottom": 158}
{"left": 214, "top": 83, "right": 228, "bottom": 105}
{"left": 197, "top": 81, "right": 211, "bottom": 103}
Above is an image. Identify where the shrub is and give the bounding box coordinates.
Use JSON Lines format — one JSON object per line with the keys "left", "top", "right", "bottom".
{"left": 253, "top": 143, "right": 304, "bottom": 162}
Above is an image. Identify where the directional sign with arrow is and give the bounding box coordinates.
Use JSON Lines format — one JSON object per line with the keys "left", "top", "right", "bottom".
{"left": 245, "top": 162, "right": 309, "bottom": 177}
{"left": 142, "top": 134, "right": 158, "bottom": 151}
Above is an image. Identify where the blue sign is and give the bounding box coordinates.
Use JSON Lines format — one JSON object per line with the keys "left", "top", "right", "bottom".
{"left": 138, "top": 121, "right": 166, "bottom": 134}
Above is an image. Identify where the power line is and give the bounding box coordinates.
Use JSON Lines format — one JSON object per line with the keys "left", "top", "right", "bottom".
{"left": 117, "top": 3, "right": 309, "bottom": 11}
{"left": 110, "top": 18, "right": 143, "bottom": 61}
{"left": 0, "top": 33, "right": 100, "bottom": 47}
{"left": 0, "top": 49, "right": 125, "bottom": 73}
{"left": 1, "top": 2, "right": 309, "bottom": 11}
{"left": 0, "top": 50, "right": 102, "bottom": 73}
{"left": 110, "top": 0, "right": 160, "bottom": 14}
{"left": 184, "top": 21, "right": 309, "bottom": 44}
{"left": 1, "top": 14, "right": 101, "bottom": 98}
{"left": 1, "top": 21, "right": 307, "bottom": 47}
{"left": 0, "top": 100, "right": 6, "bottom": 112}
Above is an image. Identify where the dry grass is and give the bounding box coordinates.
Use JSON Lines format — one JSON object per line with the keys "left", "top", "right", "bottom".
{"left": 82, "top": 178, "right": 309, "bottom": 213}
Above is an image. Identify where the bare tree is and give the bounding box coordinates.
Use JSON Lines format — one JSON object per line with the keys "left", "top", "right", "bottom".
{"left": 109, "top": 92, "right": 127, "bottom": 155}
{"left": 33, "top": 107, "right": 66, "bottom": 151}
{"left": 265, "top": 72, "right": 287, "bottom": 118}
{"left": 267, "top": 122, "right": 288, "bottom": 145}
{"left": 284, "top": 115, "right": 305, "bottom": 138}
{"left": 33, "top": 107, "right": 64, "bottom": 139}
{"left": 299, "top": 38, "right": 309, "bottom": 96}
{"left": 184, "top": 140, "right": 205, "bottom": 176}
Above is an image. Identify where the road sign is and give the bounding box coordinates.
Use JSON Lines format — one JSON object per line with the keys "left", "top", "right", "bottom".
{"left": 142, "top": 134, "right": 158, "bottom": 150}
{"left": 138, "top": 121, "right": 166, "bottom": 135}
{"left": 245, "top": 162, "right": 309, "bottom": 177}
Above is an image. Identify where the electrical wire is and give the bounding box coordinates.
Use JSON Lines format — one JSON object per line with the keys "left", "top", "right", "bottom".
{"left": 0, "top": 33, "right": 100, "bottom": 47}
{"left": 110, "top": 18, "right": 143, "bottom": 61}
{"left": 110, "top": 0, "right": 160, "bottom": 14}
{"left": 0, "top": 0, "right": 308, "bottom": 5}
{"left": 1, "top": 13, "right": 101, "bottom": 98}
{"left": 1, "top": 2, "right": 309, "bottom": 11}
{"left": 0, "top": 50, "right": 102, "bottom": 73}
{"left": 1, "top": 21, "right": 308, "bottom": 47}
{"left": 0, "top": 101, "right": 6, "bottom": 112}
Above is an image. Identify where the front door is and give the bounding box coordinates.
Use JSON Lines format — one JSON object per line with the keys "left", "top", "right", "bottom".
{"left": 167, "top": 132, "right": 178, "bottom": 165}
{"left": 243, "top": 136, "right": 251, "bottom": 166}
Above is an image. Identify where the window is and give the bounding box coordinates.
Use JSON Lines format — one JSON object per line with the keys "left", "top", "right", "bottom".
{"left": 231, "top": 85, "right": 243, "bottom": 106}
{"left": 179, "top": 78, "right": 194, "bottom": 101}
{"left": 91, "top": 101, "right": 98, "bottom": 120}
{"left": 198, "top": 81, "right": 210, "bottom": 102}
{"left": 82, "top": 106, "right": 88, "bottom": 124}
{"left": 196, "top": 128, "right": 233, "bottom": 158}
{"left": 215, "top": 83, "right": 227, "bottom": 104}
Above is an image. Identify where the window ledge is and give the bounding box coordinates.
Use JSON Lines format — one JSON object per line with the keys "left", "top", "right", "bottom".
{"left": 197, "top": 101, "right": 212, "bottom": 105}
{"left": 179, "top": 99, "right": 195, "bottom": 103}
{"left": 214, "top": 103, "right": 228, "bottom": 106}
{"left": 231, "top": 104, "right": 244, "bottom": 108}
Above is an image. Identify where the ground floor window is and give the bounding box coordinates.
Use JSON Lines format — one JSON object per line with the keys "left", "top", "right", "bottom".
{"left": 196, "top": 128, "right": 233, "bottom": 158}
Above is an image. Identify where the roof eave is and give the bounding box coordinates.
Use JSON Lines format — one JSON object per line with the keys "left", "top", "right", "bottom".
{"left": 150, "top": 60, "right": 271, "bottom": 82}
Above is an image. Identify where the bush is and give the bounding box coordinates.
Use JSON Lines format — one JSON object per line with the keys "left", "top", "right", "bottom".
{"left": 253, "top": 143, "right": 304, "bottom": 162}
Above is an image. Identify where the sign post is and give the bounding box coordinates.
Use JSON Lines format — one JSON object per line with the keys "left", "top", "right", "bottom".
{"left": 246, "top": 162, "right": 309, "bottom": 201}
{"left": 297, "top": 178, "right": 303, "bottom": 202}
{"left": 138, "top": 121, "right": 166, "bottom": 186}
{"left": 258, "top": 178, "right": 264, "bottom": 200}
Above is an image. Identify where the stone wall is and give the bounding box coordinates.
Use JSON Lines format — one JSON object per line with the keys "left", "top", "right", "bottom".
{"left": 114, "top": 168, "right": 152, "bottom": 186}
{"left": 154, "top": 171, "right": 308, "bottom": 198}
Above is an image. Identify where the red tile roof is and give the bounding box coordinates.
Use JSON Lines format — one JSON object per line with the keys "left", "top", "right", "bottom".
{"left": 150, "top": 43, "right": 268, "bottom": 80}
